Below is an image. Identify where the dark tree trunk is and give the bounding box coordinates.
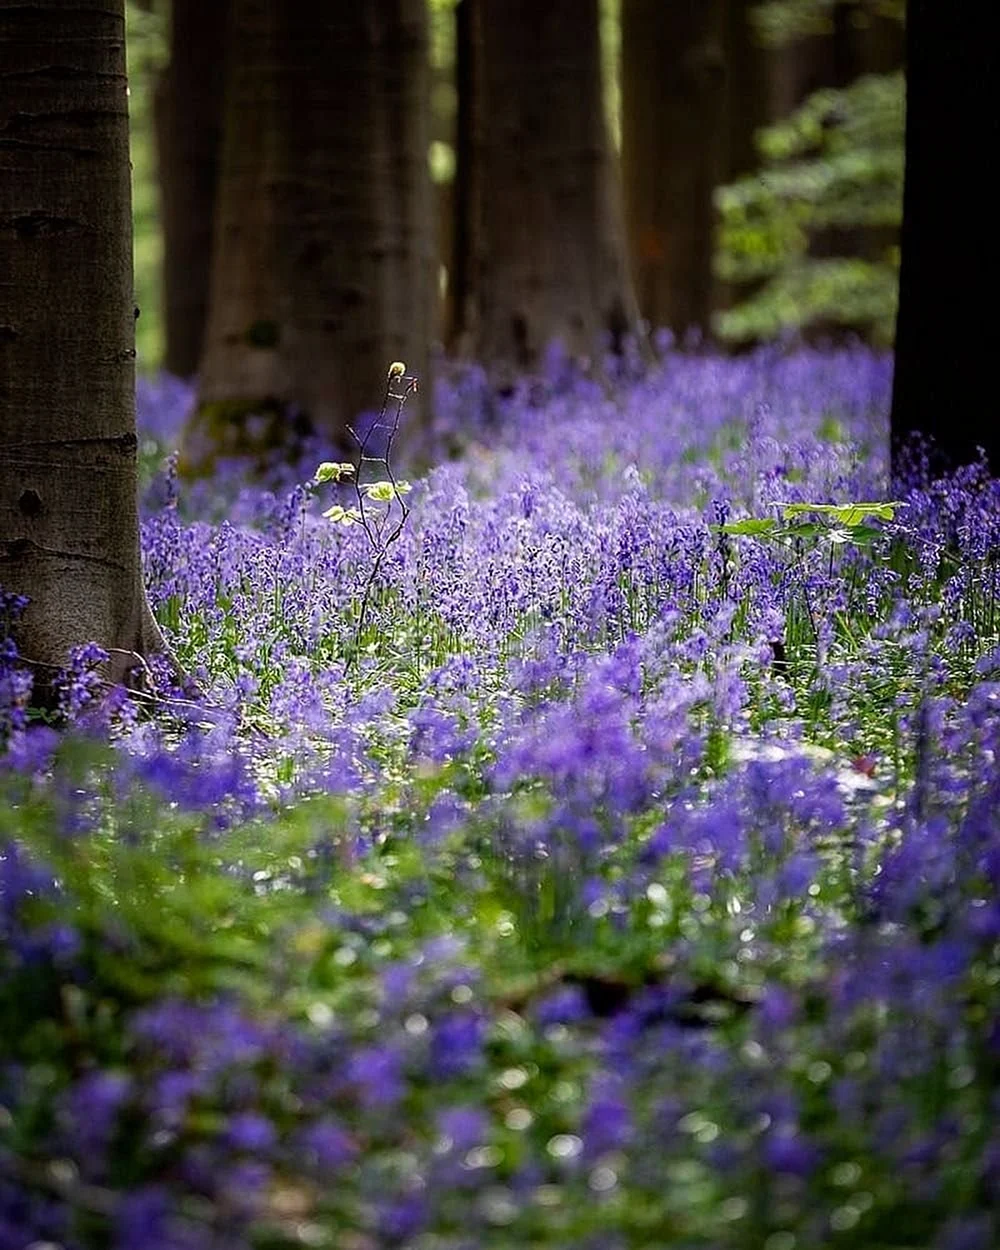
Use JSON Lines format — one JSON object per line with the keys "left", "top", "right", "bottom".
{"left": 717, "top": 0, "right": 773, "bottom": 324}
{"left": 621, "top": 0, "right": 728, "bottom": 341}
{"left": 0, "top": 0, "right": 165, "bottom": 689}
{"left": 854, "top": 8, "right": 904, "bottom": 77}
{"left": 890, "top": 1, "right": 999, "bottom": 475}
{"left": 190, "top": 0, "right": 433, "bottom": 465}
{"left": 769, "top": 12, "right": 851, "bottom": 122}
{"left": 469, "top": 0, "right": 640, "bottom": 377}
{"left": 725, "top": 0, "right": 771, "bottom": 182}
{"left": 448, "top": 0, "right": 482, "bottom": 352}
{"left": 155, "top": 0, "right": 228, "bottom": 379}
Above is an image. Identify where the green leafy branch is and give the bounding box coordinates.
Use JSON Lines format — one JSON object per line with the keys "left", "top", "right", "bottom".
{"left": 714, "top": 499, "right": 904, "bottom": 548}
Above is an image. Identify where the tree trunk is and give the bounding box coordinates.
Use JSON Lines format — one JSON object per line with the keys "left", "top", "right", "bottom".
{"left": 854, "top": 8, "right": 904, "bottom": 77}
{"left": 155, "top": 0, "right": 227, "bottom": 379}
{"left": 448, "top": 0, "right": 482, "bottom": 352}
{"left": 768, "top": 29, "right": 823, "bottom": 118}
{"left": 470, "top": 0, "right": 640, "bottom": 377}
{"left": 725, "top": 0, "right": 771, "bottom": 182}
{"left": 890, "top": 0, "right": 999, "bottom": 475}
{"left": 621, "top": 0, "right": 728, "bottom": 341}
{"left": 0, "top": 0, "right": 165, "bottom": 691}
{"left": 190, "top": 0, "right": 434, "bottom": 466}
{"left": 717, "top": 0, "right": 773, "bottom": 326}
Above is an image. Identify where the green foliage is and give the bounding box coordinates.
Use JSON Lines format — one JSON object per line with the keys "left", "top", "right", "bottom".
{"left": 715, "top": 71, "right": 902, "bottom": 344}
{"left": 753, "top": 0, "right": 905, "bottom": 46}
{"left": 715, "top": 498, "right": 903, "bottom": 549}
{"left": 715, "top": 0, "right": 904, "bottom": 345}
{"left": 312, "top": 461, "right": 356, "bottom": 484}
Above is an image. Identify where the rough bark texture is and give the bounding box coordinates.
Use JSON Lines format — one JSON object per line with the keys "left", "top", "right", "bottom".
{"left": 0, "top": 0, "right": 164, "bottom": 688}
{"left": 155, "top": 0, "right": 227, "bottom": 379}
{"left": 471, "top": 0, "right": 639, "bottom": 376}
{"left": 621, "top": 0, "right": 728, "bottom": 340}
{"left": 190, "top": 0, "right": 433, "bottom": 464}
{"left": 890, "top": 0, "right": 999, "bottom": 475}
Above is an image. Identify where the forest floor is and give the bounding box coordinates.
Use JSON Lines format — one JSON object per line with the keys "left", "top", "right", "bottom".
{"left": 2, "top": 346, "right": 999, "bottom": 1250}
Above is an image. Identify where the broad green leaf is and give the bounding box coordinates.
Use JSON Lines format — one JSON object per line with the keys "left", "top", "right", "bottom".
{"left": 844, "top": 524, "right": 884, "bottom": 545}
{"left": 363, "top": 480, "right": 405, "bottom": 502}
{"left": 322, "top": 504, "right": 362, "bottom": 525}
{"left": 313, "top": 461, "right": 356, "bottom": 484}
{"left": 715, "top": 519, "right": 779, "bottom": 537}
{"left": 778, "top": 500, "right": 904, "bottom": 524}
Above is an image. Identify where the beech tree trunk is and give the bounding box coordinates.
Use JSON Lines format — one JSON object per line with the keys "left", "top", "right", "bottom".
{"left": 155, "top": 0, "right": 227, "bottom": 379}
{"left": 717, "top": 0, "right": 773, "bottom": 323}
{"left": 190, "top": 0, "right": 433, "bottom": 465}
{"left": 725, "top": 0, "right": 771, "bottom": 182}
{"left": 469, "top": 0, "right": 640, "bottom": 376}
{"left": 0, "top": 0, "right": 165, "bottom": 689}
{"left": 448, "top": 0, "right": 481, "bottom": 351}
{"left": 621, "top": 0, "right": 728, "bottom": 340}
{"left": 890, "top": 0, "right": 999, "bottom": 475}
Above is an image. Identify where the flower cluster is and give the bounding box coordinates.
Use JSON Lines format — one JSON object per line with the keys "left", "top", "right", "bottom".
{"left": 1, "top": 345, "right": 998, "bottom": 1249}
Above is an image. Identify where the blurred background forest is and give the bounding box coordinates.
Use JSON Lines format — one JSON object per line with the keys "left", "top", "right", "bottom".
{"left": 124, "top": 0, "right": 904, "bottom": 449}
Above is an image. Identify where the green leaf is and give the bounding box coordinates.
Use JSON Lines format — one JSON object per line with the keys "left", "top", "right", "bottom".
{"left": 843, "top": 524, "right": 884, "bottom": 546}
{"left": 313, "top": 461, "right": 356, "bottom": 484}
{"left": 714, "top": 519, "right": 780, "bottom": 537}
{"left": 322, "top": 505, "right": 362, "bottom": 525}
{"left": 783, "top": 521, "right": 824, "bottom": 540}
{"left": 363, "top": 480, "right": 405, "bottom": 502}
{"left": 777, "top": 501, "right": 904, "bottom": 524}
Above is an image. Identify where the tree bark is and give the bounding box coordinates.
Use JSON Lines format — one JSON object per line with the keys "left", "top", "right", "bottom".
{"left": 155, "top": 0, "right": 228, "bottom": 379}
{"left": 190, "top": 0, "right": 434, "bottom": 465}
{"left": 716, "top": 0, "right": 774, "bottom": 326}
{"left": 0, "top": 0, "right": 165, "bottom": 690}
{"left": 621, "top": 0, "right": 728, "bottom": 340}
{"left": 469, "top": 0, "right": 640, "bottom": 377}
{"left": 890, "top": 0, "right": 999, "bottom": 475}
{"left": 725, "top": 0, "right": 772, "bottom": 183}
{"left": 448, "top": 0, "right": 482, "bottom": 352}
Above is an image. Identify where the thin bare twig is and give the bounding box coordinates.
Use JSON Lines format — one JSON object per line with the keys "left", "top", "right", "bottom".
{"left": 343, "top": 365, "right": 417, "bottom": 672}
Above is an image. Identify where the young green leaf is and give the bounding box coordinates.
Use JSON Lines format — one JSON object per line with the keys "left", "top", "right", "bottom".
{"left": 363, "top": 480, "right": 405, "bottom": 502}
{"left": 715, "top": 518, "right": 780, "bottom": 537}
{"left": 313, "top": 461, "right": 356, "bottom": 484}
{"left": 322, "top": 504, "right": 362, "bottom": 525}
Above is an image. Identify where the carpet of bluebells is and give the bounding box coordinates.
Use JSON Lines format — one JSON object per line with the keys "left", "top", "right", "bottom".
{"left": 2, "top": 346, "right": 1000, "bottom": 1250}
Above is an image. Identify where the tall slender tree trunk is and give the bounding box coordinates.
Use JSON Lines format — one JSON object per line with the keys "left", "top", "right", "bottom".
{"left": 155, "top": 0, "right": 227, "bottom": 379}
{"left": 189, "top": 0, "right": 433, "bottom": 466}
{"left": 448, "top": 0, "right": 482, "bottom": 352}
{"left": 621, "top": 0, "right": 728, "bottom": 341}
{"left": 0, "top": 0, "right": 165, "bottom": 689}
{"left": 717, "top": 0, "right": 773, "bottom": 327}
{"left": 890, "top": 0, "right": 999, "bottom": 475}
{"left": 469, "top": 0, "right": 640, "bottom": 377}
{"left": 725, "top": 0, "right": 771, "bottom": 183}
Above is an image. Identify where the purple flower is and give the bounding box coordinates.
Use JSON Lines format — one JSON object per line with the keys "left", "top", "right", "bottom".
{"left": 582, "top": 1076, "right": 634, "bottom": 1158}
{"left": 430, "top": 1011, "right": 486, "bottom": 1080}
{"left": 225, "top": 1111, "right": 277, "bottom": 1154}
{"left": 762, "top": 1126, "right": 821, "bottom": 1177}
{"left": 348, "top": 1044, "right": 404, "bottom": 1109}
{"left": 59, "top": 1070, "right": 131, "bottom": 1161}
{"left": 436, "top": 1105, "right": 490, "bottom": 1152}
{"left": 298, "top": 1118, "right": 358, "bottom": 1172}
